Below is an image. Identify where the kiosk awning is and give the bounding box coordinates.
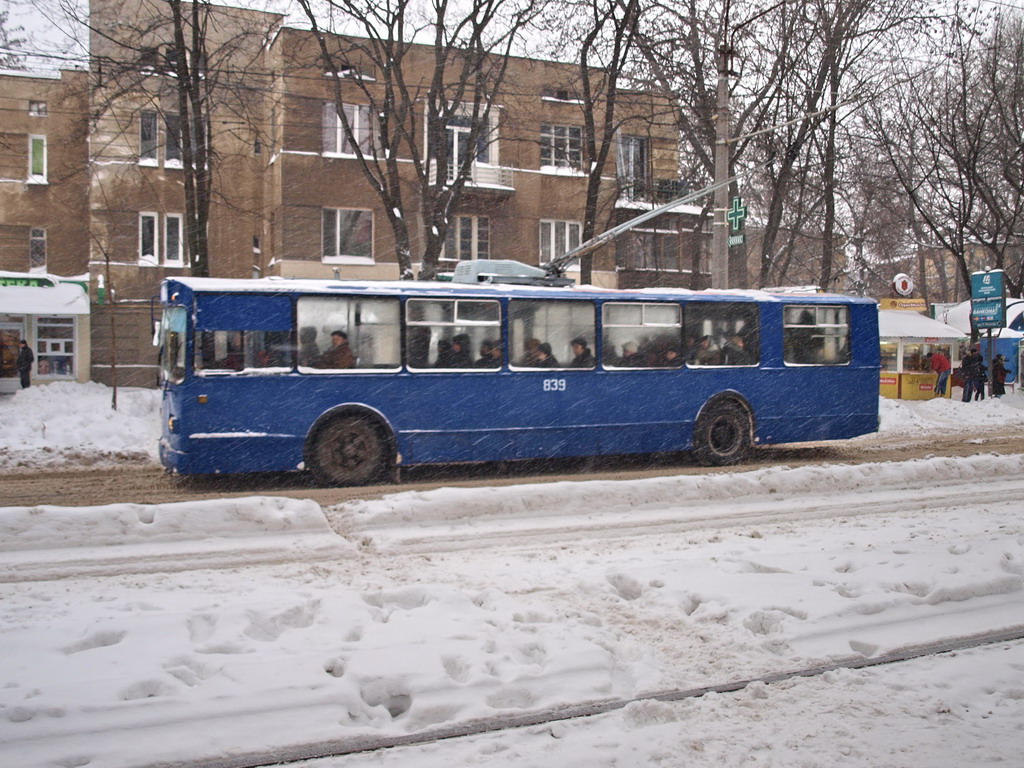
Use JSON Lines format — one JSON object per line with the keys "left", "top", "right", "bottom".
{"left": 878, "top": 310, "right": 965, "bottom": 339}
{"left": 0, "top": 283, "right": 90, "bottom": 315}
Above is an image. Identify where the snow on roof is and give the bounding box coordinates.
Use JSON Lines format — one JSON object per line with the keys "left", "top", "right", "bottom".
{"left": 878, "top": 310, "right": 966, "bottom": 340}
{"left": 0, "top": 282, "right": 90, "bottom": 315}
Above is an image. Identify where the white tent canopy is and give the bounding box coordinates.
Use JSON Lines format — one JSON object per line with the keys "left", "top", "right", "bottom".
{"left": 878, "top": 310, "right": 966, "bottom": 340}
{"left": 940, "top": 299, "right": 1024, "bottom": 334}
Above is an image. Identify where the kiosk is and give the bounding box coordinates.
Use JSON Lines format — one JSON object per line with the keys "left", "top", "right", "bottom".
{"left": 878, "top": 309, "right": 966, "bottom": 400}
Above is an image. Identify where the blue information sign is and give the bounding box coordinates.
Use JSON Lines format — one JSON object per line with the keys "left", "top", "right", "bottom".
{"left": 971, "top": 270, "right": 1004, "bottom": 299}
{"left": 970, "top": 270, "right": 1006, "bottom": 329}
{"left": 970, "top": 298, "right": 1005, "bottom": 329}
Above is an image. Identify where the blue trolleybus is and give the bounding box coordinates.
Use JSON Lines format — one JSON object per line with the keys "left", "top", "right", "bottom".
{"left": 157, "top": 269, "right": 879, "bottom": 485}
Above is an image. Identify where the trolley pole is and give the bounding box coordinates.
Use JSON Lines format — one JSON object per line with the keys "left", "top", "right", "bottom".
{"left": 711, "top": 45, "right": 730, "bottom": 290}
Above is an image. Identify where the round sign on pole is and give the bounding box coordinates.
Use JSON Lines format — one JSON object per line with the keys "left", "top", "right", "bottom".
{"left": 893, "top": 273, "right": 914, "bottom": 297}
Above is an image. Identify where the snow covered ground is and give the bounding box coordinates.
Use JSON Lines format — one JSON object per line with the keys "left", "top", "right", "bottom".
{"left": 1, "top": 384, "right": 1024, "bottom": 767}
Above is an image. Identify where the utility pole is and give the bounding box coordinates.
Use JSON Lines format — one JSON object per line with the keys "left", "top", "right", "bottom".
{"left": 711, "top": 41, "right": 731, "bottom": 289}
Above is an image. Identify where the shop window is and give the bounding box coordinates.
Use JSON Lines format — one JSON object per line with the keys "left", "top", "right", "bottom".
{"left": 35, "top": 316, "right": 75, "bottom": 377}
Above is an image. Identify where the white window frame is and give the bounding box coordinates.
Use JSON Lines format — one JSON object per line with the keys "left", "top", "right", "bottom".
{"left": 29, "top": 228, "right": 47, "bottom": 271}
{"left": 323, "top": 102, "right": 372, "bottom": 156}
{"left": 540, "top": 124, "right": 582, "bottom": 170}
{"left": 29, "top": 101, "right": 47, "bottom": 117}
{"left": 539, "top": 220, "right": 581, "bottom": 264}
{"left": 164, "top": 113, "right": 182, "bottom": 169}
{"left": 322, "top": 207, "right": 374, "bottom": 265}
{"left": 139, "top": 212, "right": 159, "bottom": 266}
{"left": 28, "top": 135, "right": 47, "bottom": 184}
{"left": 140, "top": 111, "right": 159, "bottom": 166}
{"left": 164, "top": 214, "right": 184, "bottom": 266}
{"left": 442, "top": 216, "right": 490, "bottom": 263}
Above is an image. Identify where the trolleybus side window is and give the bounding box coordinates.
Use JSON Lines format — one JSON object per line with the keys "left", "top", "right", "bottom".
{"left": 784, "top": 305, "right": 850, "bottom": 365}
{"left": 297, "top": 296, "right": 401, "bottom": 371}
{"left": 684, "top": 302, "right": 760, "bottom": 367}
{"left": 405, "top": 298, "right": 501, "bottom": 370}
{"left": 602, "top": 302, "right": 683, "bottom": 368}
{"left": 509, "top": 299, "right": 596, "bottom": 370}
{"left": 195, "top": 330, "right": 295, "bottom": 373}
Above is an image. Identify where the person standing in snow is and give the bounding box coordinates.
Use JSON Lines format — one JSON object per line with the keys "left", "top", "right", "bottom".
{"left": 16, "top": 339, "right": 33, "bottom": 389}
{"left": 930, "top": 349, "right": 951, "bottom": 396}
{"left": 992, "top": 354, "right": 1007, "bottom": 398}
{"left": 959, "top": 345, "right": 983, "bottom": 402}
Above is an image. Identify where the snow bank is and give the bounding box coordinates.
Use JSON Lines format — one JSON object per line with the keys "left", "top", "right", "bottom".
{"left": 0, "top": 382, "right": 160, "bottom": 469}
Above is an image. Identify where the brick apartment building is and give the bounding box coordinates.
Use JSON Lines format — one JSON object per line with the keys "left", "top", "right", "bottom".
{"left": 0, "top": 0, "right": 705, "bottom": 388}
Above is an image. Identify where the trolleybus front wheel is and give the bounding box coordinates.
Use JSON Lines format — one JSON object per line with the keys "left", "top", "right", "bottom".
{"left": 309, "top": 415, "right": 390, "bottom": 486}
{"left": 692, "top": 400, "right": 753, "bottom": 466}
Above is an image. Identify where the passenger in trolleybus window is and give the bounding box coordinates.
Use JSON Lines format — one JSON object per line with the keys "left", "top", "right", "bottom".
{"left": 312, "top": 330, "right": 355, "bottom": 369}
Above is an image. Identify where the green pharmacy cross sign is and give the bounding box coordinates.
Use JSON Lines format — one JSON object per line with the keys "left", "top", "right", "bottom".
{"left": 727, "top": 196, "right": 747, "bottom": 247}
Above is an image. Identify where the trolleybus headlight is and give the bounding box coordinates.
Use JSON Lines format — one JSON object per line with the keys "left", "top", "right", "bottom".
{"left": 167, "top": 416, "right": 177, "bottom": 433}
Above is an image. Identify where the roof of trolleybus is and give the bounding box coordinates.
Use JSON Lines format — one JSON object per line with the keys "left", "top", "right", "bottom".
{"left": 162, "top": 276, "right": 878, "bottom": 306}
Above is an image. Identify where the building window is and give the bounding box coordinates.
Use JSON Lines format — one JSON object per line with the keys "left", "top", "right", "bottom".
{"left": 539, "top": 220, "right": 580, "bottom": 264}
{"left": 443, "top": 216, "right": 490, "bottom": 262}
{"left": 540, "top": 124, "right": 582, "bottom": 169}
{"left": 323, "top": 102, "right": 372, "bottom": 155}
{"left": 322, "top": 208, "right": 373, "bottom": 263}
{"left": 28, "top": 136, "right": 47, "bottom": 183}
{"left": 29, "top": 228, "right": 47, "bottom": 271}
{"left": 140, "top": 212, "right": 159, "bottom": 265}
{"left": 165, "top": 214, "right": 184, "bottom": 266}
{"left": 617, "top": 215, "right": 680, "bottom": 271}
{"left": 29, "top": 101, "right": 47, "bottom": 117}
{"left": 164, "top": 113, "right": 182, "bottom": 167}
{"left": 617, "top": 134, "right": 649, "bottom": 200}
{"left": 140, "top": 111, "right": 159, "bottom": 165}
{"left": 34, "top": 316, "right": 75, "bottom": 378}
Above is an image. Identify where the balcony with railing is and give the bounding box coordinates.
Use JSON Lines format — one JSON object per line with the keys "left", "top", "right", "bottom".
{"left": 428, "top": 160, "right": 516, "bottom": 194}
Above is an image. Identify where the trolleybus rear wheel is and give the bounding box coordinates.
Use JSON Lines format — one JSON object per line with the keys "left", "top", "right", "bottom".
{"left": 310, "top": 416, "right": 389, "bottom": 486}
{"left": 692, "top": 401, "right": 752, "bottom": 466}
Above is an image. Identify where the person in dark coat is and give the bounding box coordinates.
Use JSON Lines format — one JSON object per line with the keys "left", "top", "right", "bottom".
{"left": 991, "top": 354, "right": 1007, "bottom": 397}
{"left": 959, "top": 346, "right": 983, "bottom": 402}
{"left": 569, "top": 337, "right": 595, "bottom": 368}
{"left": 446, "top": 334, "right": 473, "bottom": 368}
{"left": 16, "top": 340, "right": 34, "bottom": 389}
{"left": 313, "top": 330, "right": 355, "bottom": 369}
{"left": 534, "top": 342, "right": 558, "bottom": 368}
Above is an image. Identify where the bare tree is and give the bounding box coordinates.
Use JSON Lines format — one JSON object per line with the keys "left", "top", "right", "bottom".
{"left": 294, "top": 0, "right": 540, "bottom": 280}
{"left": 0, "top": 10, "right": 27, "bottom": 69}
{"left": 85, "top": 0, "right": 279, "bottom": 276}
